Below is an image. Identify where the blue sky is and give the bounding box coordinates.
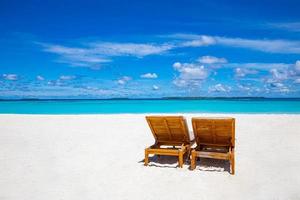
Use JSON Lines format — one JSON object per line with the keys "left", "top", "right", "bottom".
{"left": 1, "top": 0, "right": 300, "bottom": 98}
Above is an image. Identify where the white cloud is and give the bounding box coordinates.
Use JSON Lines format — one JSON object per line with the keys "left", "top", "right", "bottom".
{"left": 197, "top": 56, "right": 227, "bottom": 64}
{"left": 295, "top": 60, "right": 300, "bottom": 74}
{"left": 36, "top": 75, "right": 45, "bottom": 81}
{"left": 173, "top": 62, "right": 208, "bottom": 80}
{"left": 42, "top": 44, "right": 111, "bottom": 68}
{"left": 269, "top": 68, "right": 289, "bottom": 81}
{"left": 271, "top": 82, "right": 284, "bottom": 88}
{"left": 235, "top": 68, "right": 258, "bottom": 77}
{"left": 224, "top": 63, "right": 291, "bottom": 70}
{"left": 269, "top": 82, "right": 290, "bottom": 93}
{"left": 3, "top": 74, "right": 18, "bottom": 81}
{"left": 165, "top": 34, "right": 216, "bottom": 47}
{"left": 173, "top": 62, "right": 182, "bottom": 69}
{"left": 172, "top": 62, "right": 209, "bottom": 87}
{"left": 172, "top": 79, "right": 187, "bottom": 87}
{"left": 180, "top": 66, "right": 208, "bottom": 80}
{"left": 90, "top": 42, "right": 173, "bottom": 57}
{"left": 180, "top": 35, "right": 216, "bottom": 47}
{"left": 209, "top": 84, "right": 231, "bottom": 93}
{"left": 259, "top": 60, "right": 300, "bottom": 84}
{"left": 215, "top": 37, "right": 300, "bottom": 54}
{"left": 117, "top": 80, "right": 126, "bottom": 85}
{"left": 168, "top": 34, "right": 300, "bottom": 54}
{"left": 59, "top": 75, "right": 76, "bottom": 80}
{"left": 140, "top": 73, "right": 158, "bottom": 79}
{"left": 269, "top": 22, "right": 300, "bottom": 32}
{"left": 238, "top": 84, "right": 252, "bottom": 92}
{"left": 152, "top": 85, "right": 159, "bottom": 90}
{"left": 166, "top": 33, "right": 205, "bottom": 40}
{"left": 41, "top": 34, "right": 300, "bottom": 73}
{"left": 280, "top": 88, "right": 290, "bottom": 93}
{"left": 294, "top": 78, "right": 300, "bottom": 84}
{"left": 42, "top": 41, "right": 173, "bottom": 68}
{"left": 41, "top": 34, "right": 300, "bottom": 70}
{"left": 44, "top": 45, "right": 87, "bottom": 55}
{"left": 117, "top": 76, "right": 132, "bottom": 85}
{"left": 0, "top": 84, "right": 122, "bottom": 98}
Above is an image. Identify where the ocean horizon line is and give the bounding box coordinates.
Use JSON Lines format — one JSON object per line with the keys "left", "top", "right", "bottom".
{"left": 1, "top": 97, "right": 300, "bottom": 101}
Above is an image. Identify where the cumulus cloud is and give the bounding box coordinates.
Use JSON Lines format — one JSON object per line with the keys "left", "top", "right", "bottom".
{"left": 269, "top": 68, "right": 289, "bottom": 81}
{"left": 44, "top": 76, "right": 76, "bottom": 87}
{"left": 197, "top": 56, "right": 227, "bottom": 64}
{"left": 3, "top": 74, "right": 18, "bottom": 81}
{"left": 152, "top": 85, "right": 159, "bottom": 90}
{"left": 235, "top": 68, "right": 258, "bottom": 77}
{"left": 117, "top": 76, "right": 132, "bottom": 85}
{"left": 36, "top": 75, "right": 45, "bottom": 81}
{"left": 260, "top": 66, "right": 295, "bottom": 94}
{"left": 236, "top": 84, "right": 262, "bottom": 95}
{"left": 295, "top": 60, "right": 300, "bottom": 74}
{"left": 209, "top": 84, "right": 231, "bottom": 93}
{"left": 269, "top": 82, "right": 290, "bottom": 93}
{"left": 238, "top": 84, "right": 251, "bottom": 92}
{"left": 59, "top": 75, "right": 76, "bottom": 80}
{"left": 294, "top": 78, "right": 300, "bottom": 84}
{"left": 140, "top": 73, "right": 158, "bottom": 79}
{"left": 173, "top": 62, "right": 208, "bottom": 80}
{"left": 173, "top": 62, "right": 209, "bottom": 87}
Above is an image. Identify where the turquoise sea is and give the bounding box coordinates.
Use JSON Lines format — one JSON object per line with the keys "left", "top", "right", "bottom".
{"left": 0, "top": 99, "right": 300, "bottom": 114}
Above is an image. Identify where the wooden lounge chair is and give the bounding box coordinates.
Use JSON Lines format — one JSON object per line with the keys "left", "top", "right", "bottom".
{"left": 144, "top": 116, "right": 194, "bottom": 168}
{"left": 190, "top": 117, "right": 235, "bottom": 174}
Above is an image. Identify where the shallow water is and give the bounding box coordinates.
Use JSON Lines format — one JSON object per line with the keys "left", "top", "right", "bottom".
{"left": 1, "top": 99, "right": 300, "bottom": 114}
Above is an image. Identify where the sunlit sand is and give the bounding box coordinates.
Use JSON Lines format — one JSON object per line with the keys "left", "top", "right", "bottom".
{"left": 1, "top": 114, "right": 300, "bottom": 200}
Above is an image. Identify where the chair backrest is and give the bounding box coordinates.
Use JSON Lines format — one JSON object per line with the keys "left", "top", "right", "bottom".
{"left": 146, "top": 116, "right": 191, "bottom": 145}
{"left": 192, "top": 118, "right": 235, "bottom": 147}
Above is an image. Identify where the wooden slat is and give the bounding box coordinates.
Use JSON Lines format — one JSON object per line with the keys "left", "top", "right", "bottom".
{"left": 163, "top": 119, "right": 172, "bottom": 140}
{"left": 147, "top": 150, "right": 180, "bottom": 156}
{"left": 146, "top": 116, "right": 191, "bottom": 145}
{"left": 157, "top": 141, "right": 189, "bottom": 146}
{"left": 195, "top": 151, "right": 230, "bottom": 160}
{"left": 192, "top": 117, "right": 235, "bottom": 147}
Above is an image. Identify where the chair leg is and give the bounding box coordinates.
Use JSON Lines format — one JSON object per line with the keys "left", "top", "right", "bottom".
{"left": 144, "top": 149, "right": 149, "bottom": 166}
{"left": 190, "top": 150, "right": 196, "bottom": 170}
{"left": 178, "top": 151, "right": 183, "bottom": 168}
{"left": 230, "top": 153, "right": 235, "bottom": 175}
{"left": 185, "top": 146, "right": 191, "bottom": 163}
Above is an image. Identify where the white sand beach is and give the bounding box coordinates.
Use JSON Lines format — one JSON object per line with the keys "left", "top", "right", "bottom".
{"left": 1, "top": 114, "right": 300, "bottom": 200}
